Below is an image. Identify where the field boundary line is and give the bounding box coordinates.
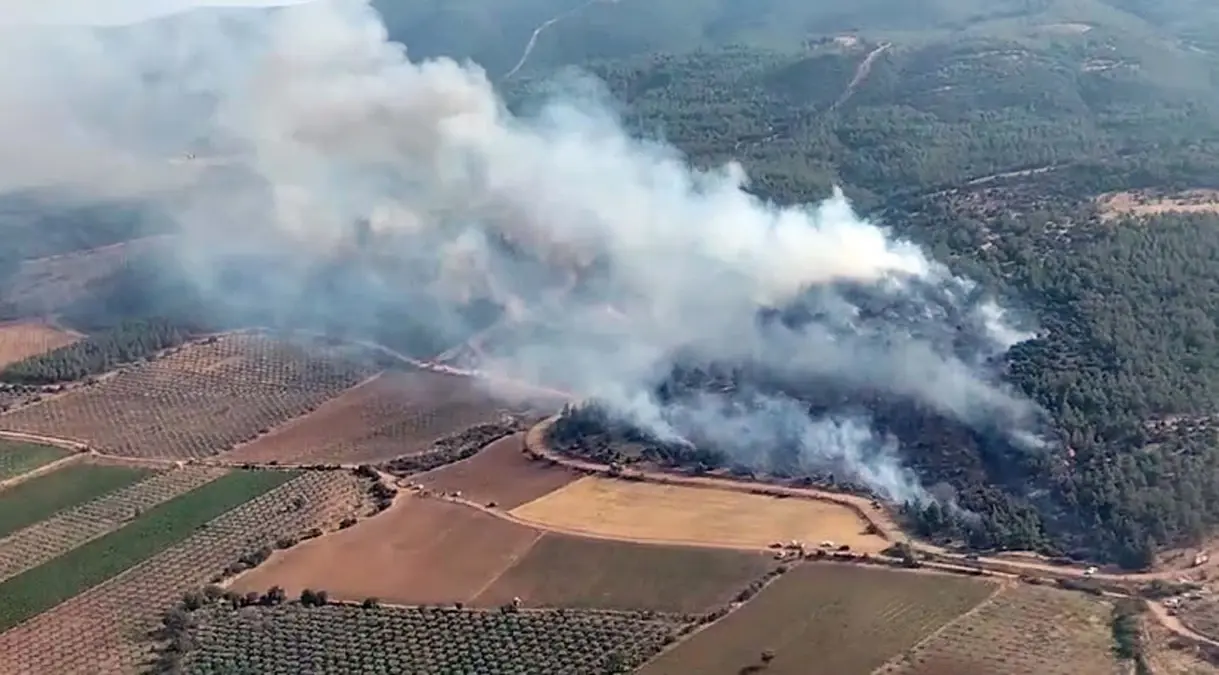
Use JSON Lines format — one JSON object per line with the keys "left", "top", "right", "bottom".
{"left": 869, "top": 579, "right": 1010, "bottom": 675}
{"left": 465, "top": 529, "right": 547, "bottom": 603}
{"left": 0, "top": 452, "right": 85, "bottom": 491}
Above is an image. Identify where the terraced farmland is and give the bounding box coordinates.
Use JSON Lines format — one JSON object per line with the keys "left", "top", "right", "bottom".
{"left": 0, "top": 333, "right": 380, "bottom": 460}
{"left": 0, "top": 439, "right": 73, "bottom": 480}
{"left": 640, "top": 564, "right": 997, "bottom": 675}
{"left": 0, "top": 465, "right": 228, "bottom": 582}
{"left": 178, "top": 603, "right": 691, "bottom": 675}
{"left": 0, "top": 462, "right": 153, "bottom": 538}
{"left": 226, "top": 369, "right": 521, "bottom": 465}
{"left": 879, "top": 584, "right": 1118, "bottom": 675}
{"left": 0, "top": 469, "right": 372, "bottom": 674}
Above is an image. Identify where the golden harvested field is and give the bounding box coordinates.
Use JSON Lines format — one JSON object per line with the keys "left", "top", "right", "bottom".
{"left": 510, "top": 477, "right": 889, "bottom": 552}
{"left": 224, "top": 369, "right": 513, "bottom": 465}
{"left": 0, "top": 322, "right": 79, "bottom": 368}
{"left": 640, "top": 564, "right": 996, "bottom": 675}
{"left": 879, "top": 584, "right": 1117, "bottom": 675}
{"left": 0, "top": 333, "right": 380, "bottom": 460}
{"left": 1096, "top": 189, "right": 1219, "bottom": 221}
{"left": 0, "top": 465, "right": 228, "bottom": 583}
{"left": 232, "top": 494, "right": 544, "bottom": 607}
{"left": 0, "top": 469, "right": 370, "bottom": 675}
{"left": 472, "top": 532, "right": 776, "bottom": 613}
{"left": 413, "top": 432, "right": 582, "bottom": 509}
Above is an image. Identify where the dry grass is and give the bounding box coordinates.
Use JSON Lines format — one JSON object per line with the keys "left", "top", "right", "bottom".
{"left": 878, "top": 584, "right": 1118, "bottom": 675}
{"left": 1142, "top": 610, "right": 1219, "bottom": 675}
{"left": 0, "top": 333, "right": 379, "bottom": 460}
{"left": 1096, "top": 189, "right": 1219, "bottom": 221}
{"left": 510, "top": 477, "right": 889, "bottom": 552}
{"left": 0, "top": 322, "right": 79, "bottom": 368}
{"left": 224, "top": 369, "right": 515, "bottom": 465}
{"left": 0, "top": 236, "right": 168, "bottom": 317}
{"left": 640, "top": 564, "right": 995, "bottom": 675}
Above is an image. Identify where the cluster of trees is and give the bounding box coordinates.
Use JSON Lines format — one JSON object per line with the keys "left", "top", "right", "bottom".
{"left": 0, "top": 319, "right": 194, "bottom": 385}
{"left": 383, "top": 420, "right": 524, "bottom": 476}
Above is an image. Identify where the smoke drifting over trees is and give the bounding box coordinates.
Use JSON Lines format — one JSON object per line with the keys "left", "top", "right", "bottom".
{"left": 0, "top": 0, "right": 1048, "bottom": 502}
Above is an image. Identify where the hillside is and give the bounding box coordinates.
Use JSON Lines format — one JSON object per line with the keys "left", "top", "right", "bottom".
{"left": 4, "top": 0, "right": 1219, "bottom": 572}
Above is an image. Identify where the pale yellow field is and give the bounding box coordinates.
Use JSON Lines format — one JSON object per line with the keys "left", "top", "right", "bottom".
{"left": 1097, "top": 189, "right": 1219, "bottom": 221}
{"left": 509, "top": 477, "right": 888, "bottom": 552}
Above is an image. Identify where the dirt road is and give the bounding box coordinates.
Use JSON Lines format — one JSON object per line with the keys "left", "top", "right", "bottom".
{"left": 832, "top": 42, "right": 891, "bottom": 110}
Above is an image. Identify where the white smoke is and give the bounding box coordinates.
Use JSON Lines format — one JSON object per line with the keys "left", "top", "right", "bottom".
{"left": 0, "top": 0, "right": 1045, "bottom": 501}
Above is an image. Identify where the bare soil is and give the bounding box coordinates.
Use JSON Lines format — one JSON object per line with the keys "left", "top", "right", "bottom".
{"left": 1096, "top": 189, "right": 1219, "bottom": 221}
{"left": 412, "top": 433, "right": 581, "bottom": 509}
{"left": 230, "top": 494, "right": 544, "bottom": 606}
{"left": 472, "top": 532, "right": 775, "bottom": 613}
{"left": 225, "top": 370, "right": 515, "bottom": 465}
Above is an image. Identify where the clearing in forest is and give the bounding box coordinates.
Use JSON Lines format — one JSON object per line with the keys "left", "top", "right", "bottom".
{"left": 510, "top": 477, "right": 888, "bottom": 552}
{"left": 0, "top": 333, "right": 379, "bottom": 460}
{"left": 878, "top": 583, "right": 1117, "bottom": 675}
{"left": 0, "top": 462, "right": 153, "bottom": 538}
{"left": 0, "top": 470, "right": 367, "bottom": 675}
{"left": 640, "top": 564, "right": 996, "bottom": 675}
{"left": 0, "top": 438, "right": 73, "bottom": 480}
{"left": 231, "top": 494, "right": 544, "bottom": 606}
{"left": 1096, "top": 189, "right": 1219, "bottom": 221}
{"left": 0, "top": 322, "right": 78, "bottom": 368}
{"left": 472, "top": 532, "right": 776, "bottom": 613}
{"left": 224, "top": 369, "right": 513, "bottom": 465}
{"left": 412, "top": 432, "right": 581, "bottom": 509}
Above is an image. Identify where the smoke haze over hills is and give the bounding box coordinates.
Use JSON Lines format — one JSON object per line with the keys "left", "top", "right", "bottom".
{"left": 0, "top": 0, "right": 1048, "bottom": 502}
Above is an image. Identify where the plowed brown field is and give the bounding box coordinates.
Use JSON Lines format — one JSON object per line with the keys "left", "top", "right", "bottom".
{"left": 223, "top": 370, "right": 515, "bottom": 465}
{"left": 413, "top": 433, "right": 582, "bottom": 509}
{"left": 231, "top": 494, "right": 544, "bottom": 606}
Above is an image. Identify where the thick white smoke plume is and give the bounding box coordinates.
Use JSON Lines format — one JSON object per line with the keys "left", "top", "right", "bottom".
{"left": 0, "top": 0, "right": 1045, "bottom": 502}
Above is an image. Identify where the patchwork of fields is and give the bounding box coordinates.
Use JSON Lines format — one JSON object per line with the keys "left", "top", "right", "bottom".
{"left": 0, "top": 324, "right": 1159, "bottom": 675}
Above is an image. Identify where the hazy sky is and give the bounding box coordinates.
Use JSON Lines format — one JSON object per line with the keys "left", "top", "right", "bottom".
{"left": 0, "top": 0, "right": 316, "bottom": 27}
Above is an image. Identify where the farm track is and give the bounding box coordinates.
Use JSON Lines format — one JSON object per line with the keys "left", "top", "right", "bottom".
{"left": 0, "top": 469, "right": 370, "bottom": 675}
{"left": 0, "top": 465, "right": 229, "bottom": 583}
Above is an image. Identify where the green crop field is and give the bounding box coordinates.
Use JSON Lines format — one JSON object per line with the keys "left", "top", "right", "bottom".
{"left": 0, "top": 469, "right": 297, "bottom": 632}
{"left": 0, "top": 440, "right": 73, "bottom": 480}
{"left": 0, "top": 463, "right": 153, "bottom": 538}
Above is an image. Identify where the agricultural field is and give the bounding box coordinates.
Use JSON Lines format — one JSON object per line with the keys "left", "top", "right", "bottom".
{"left": 0, "top": 465, "right": 228, "bottom": 582}
{"left": 412, "top": 432, "right": 582, "bottom": 509}
{"left": 0, "top": 469, "right": 372, "bottom": 674}
{"left": 510, "top": 477, "right": 889, "bottom": 552}
{"left": 232, "top": 494, "right": 545, "bottom": 606}
{"left": 879, "top": 583, "right": 1118, "bottom": 675}
{"left": 0, "top": 438, "right": 73, "bottom": 480}
{"left": 0, "top": 461, "right": 152, "bottom": 538}
{"left": 175, "top": 602, "right": 691, "bottom": 675}
{"left": 225, "top": 369, "right": 528, "bottom": 465}
{"left": 0, "top": 469, "right": 295, "bottom": 633}
{"left": 0, "top": 322, "right": 78, "bottom": 368}
{"left": 472, "top": 532, "right": 777, "bottom": 613}
{"left": 0, "top": 333, "right": 381, "bottom": 460}
{"left": 640, "top": 564, "right": 996, "bottom": 675}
